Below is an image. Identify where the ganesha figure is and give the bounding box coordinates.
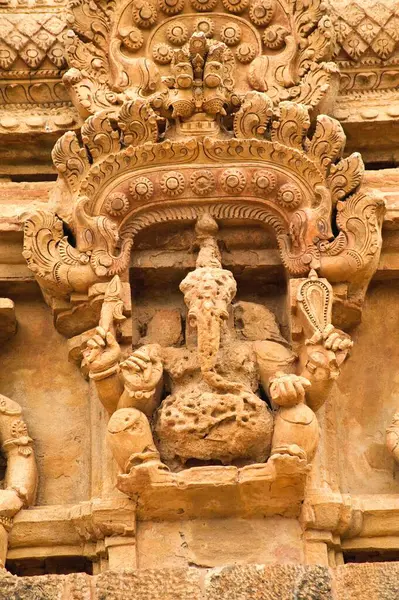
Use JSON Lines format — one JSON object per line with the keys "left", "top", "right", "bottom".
{"left": 82, "top": 214, "right": 352, "bottom": 481}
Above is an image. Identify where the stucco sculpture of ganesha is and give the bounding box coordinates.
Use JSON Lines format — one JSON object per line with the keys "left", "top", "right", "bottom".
{"left": 82, "top": 214, "right": 352, "bottom": 481}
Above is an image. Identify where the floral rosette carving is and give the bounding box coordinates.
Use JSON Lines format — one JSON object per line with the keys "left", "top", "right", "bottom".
{"left": 277, "top": 183, "right": 302, "bottom": 210}
{"left": 105, "top": 192, "right": 130, "bottom": 217}
{"left": 222, "top": 0, "right": 249, "bottom": 14}
{"left": 120, "top": 27, "right": 144, "bottom": 51}
{"left": 159, "top": 0, "right": 185, "bottom": 14}
{"left": 190, "top": 170, "right": 216, "bottom": 195}
{"left": 221, "top": 169, "right": 246, "bottom": 194}
{"left": 249, "top": 0, "right": 275, "bottom": 26}
{"left": 236, "top": 43, "right": 256, "bottom": 63}
{"left": 262, "top": 25, "right": 289, "bottom": 50}
{"left": 195, "top": 17, "right": 215, "bottom": 37}
{"left": 190, "top": 0, "right": 217, "bottom": 11}
{"left": 220, "top": 23, "right": 242, "bottom": 46}
{"left": 132, "top": 0, "right": 158, "bottom": 28}
{"left": 160, "top": 171, "right": 186, "bottom": 196}
{"left": 129, "top": 177, "right": 154, "bottom": 201}
{"left": 167, "top": 22, "right": 189, "bottom": 45}
{"left": 153, "top": 43, "right": 173, "bottom": 64}
{"left": 252, "top": 170, "right": 277, "bottom": 196}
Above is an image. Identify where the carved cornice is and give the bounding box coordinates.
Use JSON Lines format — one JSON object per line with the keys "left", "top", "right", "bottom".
{"left": 0, "top": 1, "right": 79, "bottom": 135}
{"left": 330, "top": 0, "right": 399, "bottom": 143}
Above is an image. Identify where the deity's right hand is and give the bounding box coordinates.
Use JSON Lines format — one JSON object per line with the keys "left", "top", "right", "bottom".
{"left": 82, "top": 326, "right": 122, "bottom": 376}
{"left": 120, "top": 345, "right": 163, "bottom": 392}
{"left": 269, "top": 372, "right": 311, "bottom": 407}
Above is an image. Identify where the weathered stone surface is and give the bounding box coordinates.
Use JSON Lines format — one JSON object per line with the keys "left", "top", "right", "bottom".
{"left": 206, "top": 565, "right": 334, "bottom": 600}
{"left": 0, "top": 571, "right": 64, "bottom": 600}
{"left": 136, "top": 518, "right": 303, "bottom": 569}
{"left": 95, "top": 570, "right": 202, "bottom": 600}
{"left": 335, "top": 563, "right": 399, "bottom": 600}
{"left": 0, "top": 564, "right": 397, "bottom": 598}
{"left": 0, "top": 298, "right": 16, "bottom": 341}
{"left": 143, "top": 309, "right": 182, "bottom": 347}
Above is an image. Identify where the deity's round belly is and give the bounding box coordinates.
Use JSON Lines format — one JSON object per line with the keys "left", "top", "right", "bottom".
{"left": 155, "top": 388, "right": 273, "bottom": 465}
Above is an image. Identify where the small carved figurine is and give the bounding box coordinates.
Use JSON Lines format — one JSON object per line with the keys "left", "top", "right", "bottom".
{"left": 387, "top": 412, "right": 399, "bottom": 463}
{"left": 0, "top": 394, "right": 37, "bottom": 568}
{"left": 154, "top": 31, "right": 236, "bottom": 135}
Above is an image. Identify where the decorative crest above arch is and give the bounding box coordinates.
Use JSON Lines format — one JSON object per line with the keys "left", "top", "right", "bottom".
{"left": 22, "top": 0, "right": 384, "bottom": 337}
{"left": 64, "top": 0, "right": 338, "bottom": 120}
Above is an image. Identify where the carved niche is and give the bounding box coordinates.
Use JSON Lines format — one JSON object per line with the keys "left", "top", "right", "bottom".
{"left": 23, "top": 0, "right": 384, "bottom": 517}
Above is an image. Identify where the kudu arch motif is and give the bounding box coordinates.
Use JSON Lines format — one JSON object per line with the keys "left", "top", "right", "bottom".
{"left": 23, "top": 0, "right": 384, "bottom": 511}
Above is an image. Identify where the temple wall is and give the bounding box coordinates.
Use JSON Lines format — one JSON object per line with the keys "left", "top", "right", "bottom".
{"left": 336, "top": 280, "right": 399, "bottom": 496}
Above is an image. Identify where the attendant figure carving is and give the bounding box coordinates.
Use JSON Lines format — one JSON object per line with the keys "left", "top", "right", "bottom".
{"left": 0, "top": 300, "right": 37, "bottom": 568}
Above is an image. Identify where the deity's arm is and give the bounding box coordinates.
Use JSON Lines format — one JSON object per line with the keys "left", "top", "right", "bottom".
{"left": 83, "top": 327, "right": 164, "bottom": 416}
{"left": 91, "top": 370, "right": 125, "bottom": 416}
{"left": 254, "top": 340, "right": 312, "bottom": 410}
{"left": 82, "top": 327, "right": 124, "bottom": 415}
{"left": 297, "top": 326, "right": 352, "bottom": 411}
{"left": 254, "top": 332, "right": 352, "bottom": 412}
{"left": 254, "top": 340, "right": 297, "bottom": 394}
{"left": 117, "top": 344, "right": 164, "bottom": 417}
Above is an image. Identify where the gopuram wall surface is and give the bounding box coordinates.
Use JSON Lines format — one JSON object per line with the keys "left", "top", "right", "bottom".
{"left": 1, "top": 0, "right": 399, "bottom": 598}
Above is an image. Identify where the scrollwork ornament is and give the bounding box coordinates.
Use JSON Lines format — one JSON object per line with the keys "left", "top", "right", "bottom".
{"left": 249, "top": 0, "right": 275, "bottom": 26}
{"left": 220, "top": 23, "right": 242, "bottom": 46}
{"left": 221, "top": 169, "right": 246, "bottom": 194}
{"left": 132, "top": 0, "right": 158, "bottom": 28}
{"left": 167, "top": 22, "right": 189, "bottom": 45}
{"left": 190, "top": 170, "right": 216, "bottom": 196}
{"left": 252, "top": 170, "right": 277, "bottom": 196}
{"left": 105, "top": 192, "right": 130, "bottom": 217}
{"left": 129, "top": 177, "right": 154, "bottom": 202}
{"left": 236, "top": 43, "right": 256, "bottom": 63}
{"left": 158, "top": 0, "right": 185, "bottom": 14}
{"left": 263, "top": 25, "right": 289, "bottom": 50}
{"left": 222, "top": 0, "right": 249, "bottom": 13}
{"left": 190, "top": 0, "right": 217, "bottom": 11}
{"left": 277, "top": 183, "right": 302, "bottom": 210}
{"left": 160, "top": 172, "right": 185, "bottom": 196}
{"left": 153, "top": 43, "right": 173, "bottom": 64}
